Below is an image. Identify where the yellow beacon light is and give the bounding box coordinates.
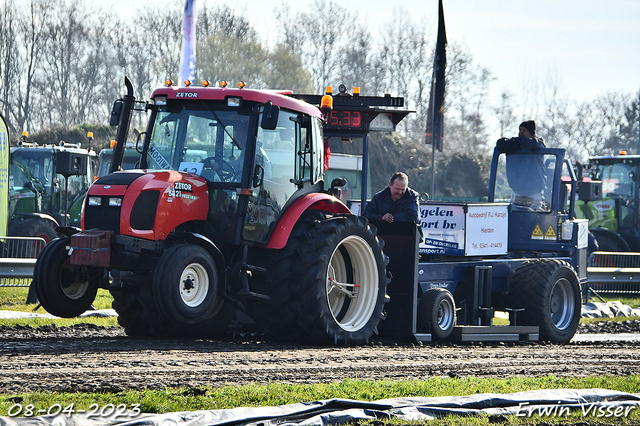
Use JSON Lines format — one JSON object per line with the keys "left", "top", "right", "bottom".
{"left": 320, "top": 86, "right": 333, "bottom": 113}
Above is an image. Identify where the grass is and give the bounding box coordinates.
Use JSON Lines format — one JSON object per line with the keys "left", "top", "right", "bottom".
{"left": 1, "top": 376, "right": 640, "bottom": 425}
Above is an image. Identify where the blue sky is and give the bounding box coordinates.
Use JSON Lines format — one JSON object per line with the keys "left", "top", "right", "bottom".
{"left": 102, "top": 0, "right": 640, "bottom": 104}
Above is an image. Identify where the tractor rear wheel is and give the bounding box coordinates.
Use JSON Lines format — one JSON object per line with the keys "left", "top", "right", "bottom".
{"left": 417, "top": 288, "right": 456, "bottom": 340}
{"left": 111, "top": 283, "right": 182, "bottom": 337}
{"left": 249, "top": 213, "right": 390, "bottom": 345}
{"left": 509, "top": 258, "right": 581, "bottom": 343}
{"left": 152, "top": 244, "right": 222, "bottom": 324}
{"left": 33, "top": 238, "right": 101, "bottom": 318}
{"left": 9, "top": 218, "right": 58, "bottom": 244}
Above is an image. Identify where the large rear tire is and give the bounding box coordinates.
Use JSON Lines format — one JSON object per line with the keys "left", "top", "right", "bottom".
{"left": 152, "top": 244, "right": 222, "bottom": 324}
{"left": 509, "top": 258, "right": 581, "bottom": 343}
{"left": 33, "top": 238, "right": 101, "bottom": 318}
{"left": 111, "top": 283, "right": 182, "bottom": 337}
{"left": 253, "top": 214, "right": 390, "bottom": 345}
{"left": 417, "top": 288, "right": 456, "bottom": 340}
{"left": 9, "top": 218, "right": 59, "bottom": 244}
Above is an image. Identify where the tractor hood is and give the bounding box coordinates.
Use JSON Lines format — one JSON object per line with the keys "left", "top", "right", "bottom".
{"left": 84, "top": 170, "right": 209, "bottom": 240}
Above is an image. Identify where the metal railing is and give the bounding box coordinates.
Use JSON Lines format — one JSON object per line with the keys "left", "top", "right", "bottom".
{"left": 0, "top": 236, "right": 46, "bottom": 288}
{"left": 585, "top": 251, "right": 640, "bottom": 302}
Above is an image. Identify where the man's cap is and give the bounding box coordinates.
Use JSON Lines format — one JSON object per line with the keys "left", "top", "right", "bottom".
{"left": 519, "top": 120, "right": 536, "bottom": 136}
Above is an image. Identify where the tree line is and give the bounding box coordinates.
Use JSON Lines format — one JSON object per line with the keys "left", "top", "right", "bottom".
{"left": 1, "top": 0, "right": 638, "bottom": 170}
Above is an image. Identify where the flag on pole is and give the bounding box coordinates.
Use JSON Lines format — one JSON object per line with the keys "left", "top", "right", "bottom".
{"left": 425, "top": 0, "right": 447, "bottom": 152}
{"left": 178, "top": 0, "right": 197, "bottom": 87}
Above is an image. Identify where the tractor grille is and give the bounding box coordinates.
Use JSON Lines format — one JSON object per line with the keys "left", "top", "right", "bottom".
{"left": 130, "top": 190, "right": 160, "bottom": 230}
{"left": 85, "top": 201, "right": 121, "bottom": 234}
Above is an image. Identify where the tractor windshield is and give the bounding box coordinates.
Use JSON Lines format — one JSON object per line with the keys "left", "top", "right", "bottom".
{"left": 595, "top": 162, "right": 634, "bottom": 198}
{"left": 146, "top": 104, "right": 252, "bottom": 183}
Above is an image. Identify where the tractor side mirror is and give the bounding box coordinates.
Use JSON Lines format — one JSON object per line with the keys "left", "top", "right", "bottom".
{"left": 261, "top": 102, "right": 279, "bottom": 130}
{"left": 110, "top": 100, "right": 123, "bottom": 127}
{"left": 253, "top": 164, "right": 264, "bottom": 188}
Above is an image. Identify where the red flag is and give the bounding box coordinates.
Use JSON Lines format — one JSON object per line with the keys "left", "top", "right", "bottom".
{"left": 425, "top": 0, "right": 447, "bottom": 152}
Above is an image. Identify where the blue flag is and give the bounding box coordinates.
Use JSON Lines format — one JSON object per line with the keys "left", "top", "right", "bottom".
{"left": 179, "top": 0, "right": 197, "bottom": 87}
{"left": 425, "top": 0, "right": 447, "bottom": 152}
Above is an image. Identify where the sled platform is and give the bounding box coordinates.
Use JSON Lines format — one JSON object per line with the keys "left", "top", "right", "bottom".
{"left": 451, "top": 325, "right": 539, "bottom": 342}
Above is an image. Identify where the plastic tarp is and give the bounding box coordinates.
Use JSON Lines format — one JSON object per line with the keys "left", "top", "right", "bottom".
{"left": 0, "top": 389, "right": 639, "bottom": 426}
{"left": 0, "top": 309, "right": 117, "bottom": 319}
{"left": 581, "top": 301, "right": 640, "bottom": 318}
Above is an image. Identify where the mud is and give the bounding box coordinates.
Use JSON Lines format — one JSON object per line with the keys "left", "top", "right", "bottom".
{"left": 0, "top": 322, "right": 639, "bottom": 394}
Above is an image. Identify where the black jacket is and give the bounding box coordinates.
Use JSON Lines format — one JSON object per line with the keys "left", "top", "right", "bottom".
{"left": 363, "top": 187, "right": 420, "bottom": 224}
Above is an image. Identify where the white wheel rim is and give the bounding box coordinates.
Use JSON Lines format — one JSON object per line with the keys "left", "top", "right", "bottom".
{"left": 179, "top": 263, "right": 209, "bottom": 308}
{"left": 60, "top": 262, "right": 89, "bottom": 300}
{"left": 550, "top": 277, "right": 575, "bottom": 330}
{"left": 326, "top": 235, "right": 379, "bottom": 332}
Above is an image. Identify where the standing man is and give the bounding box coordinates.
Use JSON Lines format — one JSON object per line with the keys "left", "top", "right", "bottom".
{"left": 363, "top": 172, "right": 419, "bottom": 224}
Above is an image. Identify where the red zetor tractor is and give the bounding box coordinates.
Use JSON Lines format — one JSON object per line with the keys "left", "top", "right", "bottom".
{"left": 34, "top": 78, "right": 409, "bottom": 345}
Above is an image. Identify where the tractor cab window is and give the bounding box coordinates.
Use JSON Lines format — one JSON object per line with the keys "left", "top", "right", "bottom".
{"left": 494, "top": 152, "right": 555, "bottom": 212}
{"left": 595, "top": 162, "right": 635, "bottom": 228}
{"left": 244, "top": 109, "right": 300, "bottom": 242}
{"left": 146, "top": 105, "right": 251, "bottom": 183}
{"left": 596, "top": 163, "right": 634, "bottom": 198}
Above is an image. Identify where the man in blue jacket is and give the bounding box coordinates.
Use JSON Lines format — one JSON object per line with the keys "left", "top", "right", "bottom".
{"left": 496, "top": 120, "right": 548, "bottom": 211}
{"left": 363, "top": 172, "right": 419, "bottom": 224}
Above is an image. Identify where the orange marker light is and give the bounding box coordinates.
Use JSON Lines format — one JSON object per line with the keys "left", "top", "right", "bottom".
{"left": 220, "top": 80, "right": 228, "bottom": 88}
{"left": 165, "top": 80, "right": 173, "bottom": 87}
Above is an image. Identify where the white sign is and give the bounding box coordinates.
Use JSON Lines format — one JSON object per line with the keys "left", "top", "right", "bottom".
{"left": 464, "top": 204, "right": 509, "bottom": 256}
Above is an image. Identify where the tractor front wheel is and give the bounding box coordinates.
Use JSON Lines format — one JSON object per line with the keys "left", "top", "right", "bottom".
{"left": 33, "top": 238, "right": 101, "bottom": 317}
{"left": 153, "top": 244, "right": 222, "bottom": 324}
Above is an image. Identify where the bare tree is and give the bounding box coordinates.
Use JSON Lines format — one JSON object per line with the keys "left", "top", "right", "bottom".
{"left": 276, "top": 0, "right": 350, "bottom": 92}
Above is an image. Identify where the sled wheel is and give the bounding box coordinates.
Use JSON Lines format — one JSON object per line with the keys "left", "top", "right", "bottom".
{"left": 153, "top": 243, "right": 222, "bottom": 324}
{"left": 33, "top": 238, "right": 100, "bottom": 317}
{"left": 510, "top": 258, "right": 581, "bottom": 343}
{"left": 417, "top": 288, "right": 456, "bottom": 340}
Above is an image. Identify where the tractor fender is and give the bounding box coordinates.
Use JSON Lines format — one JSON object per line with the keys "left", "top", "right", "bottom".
{"left": 265, "top": 193, "right": 351, "bottom": 249}
{"left": 175, "top": 232, "right": 227, "bottom": 289}
{"left": 13, "top": 212, "right": 60, "bottom": 226}
{"left": 56, "top": 226, "right": 82, "bottom": 238}
{"left": 589, "top": 227, "right": 631, "bottom": 252}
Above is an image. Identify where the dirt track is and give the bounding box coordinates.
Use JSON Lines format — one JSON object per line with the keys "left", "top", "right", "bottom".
{"left": 1, "top": 322, "right": 640, "bottom": 394}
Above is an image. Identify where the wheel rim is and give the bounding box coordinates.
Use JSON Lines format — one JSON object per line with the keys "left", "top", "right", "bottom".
{"left": 326, "top": 235, "right": 379, "bottom": 332}
{"left": 549, "top": 277, "right": 575, "bottom": 330}
{"left": 436, "top": 297, "right": 455, "bottom": 331}
{"left": 59, "top": 261, "right": 89, "bottom": 300}
{"left": 179, "top": 262, "right": 209, "bottom": 308}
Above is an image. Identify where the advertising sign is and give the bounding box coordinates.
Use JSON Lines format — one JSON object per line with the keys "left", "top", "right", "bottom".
{"left": 0, "top": 114, "right": 9, "bottom": 237}
{"left": 419, "top": 203, "right": 508, "bottom": 256}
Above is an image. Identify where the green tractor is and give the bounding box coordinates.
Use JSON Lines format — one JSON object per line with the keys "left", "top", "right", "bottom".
{"left": 8, "top": 142, "right": 98, "bottom": 243}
